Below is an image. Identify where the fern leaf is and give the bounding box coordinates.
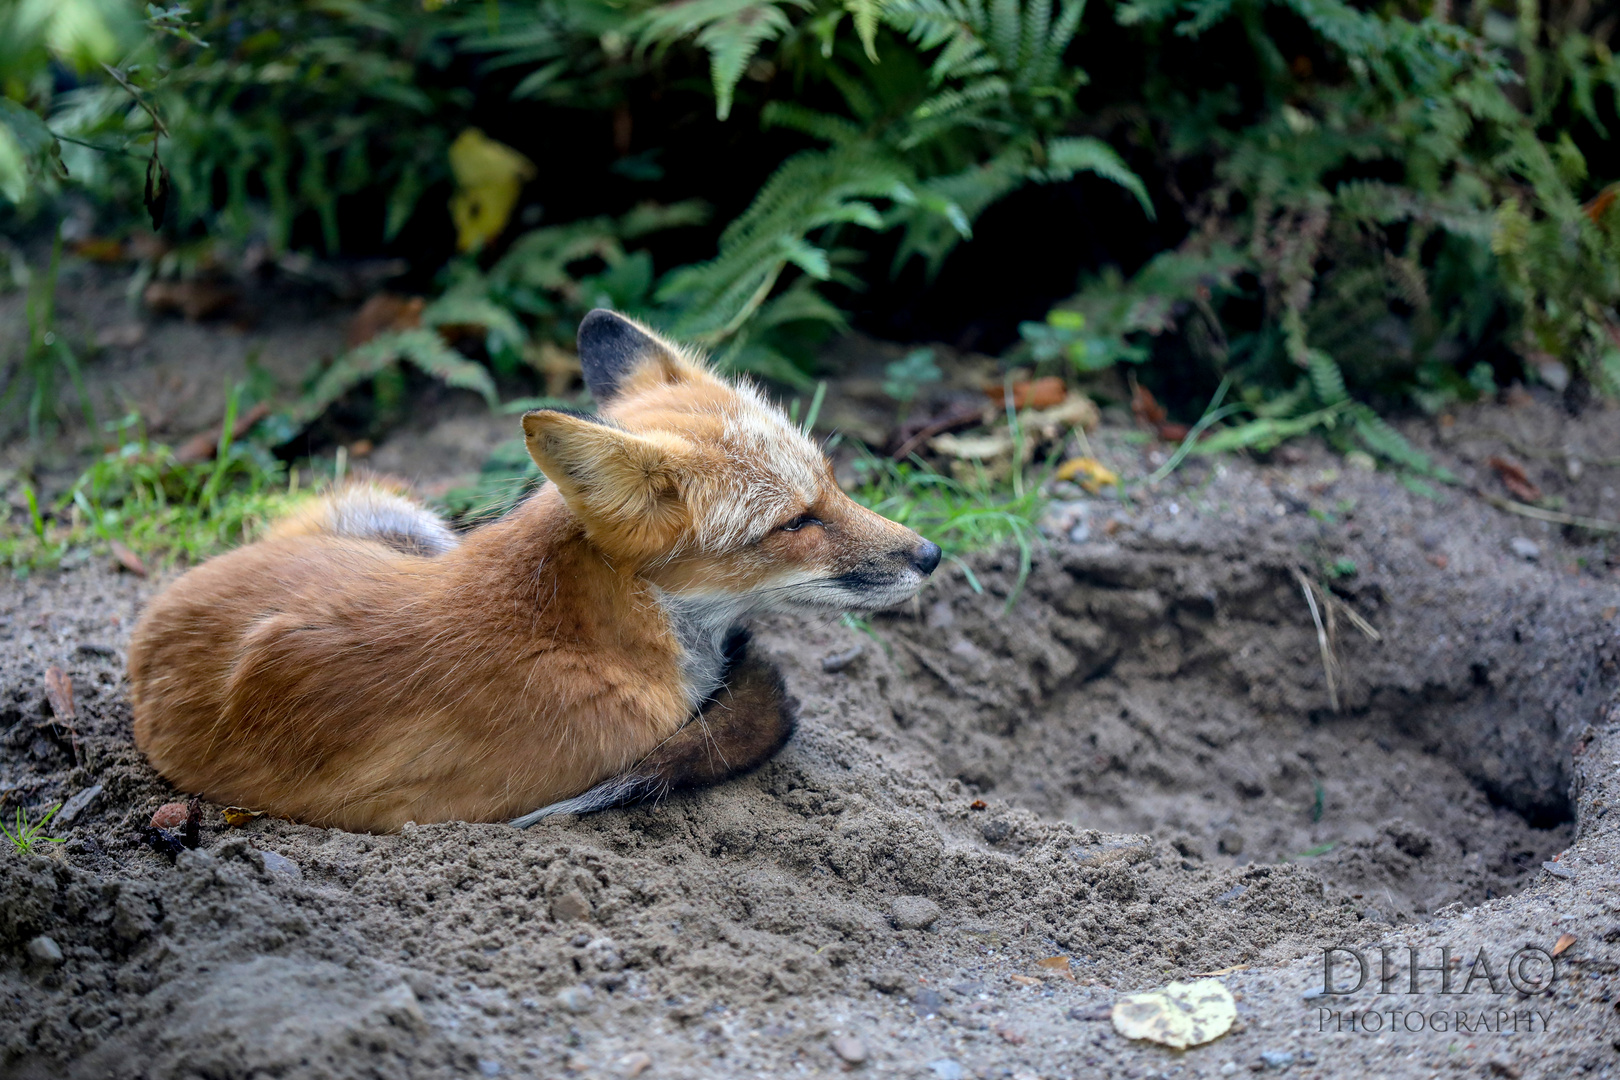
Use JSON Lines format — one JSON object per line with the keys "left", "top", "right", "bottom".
{"left": 1042, "top": 137, "right": 1154, "bottom": 218}
{"left": 1305, "top": 348, "right": 1348, "bottom": 405}
{"left": 846, "top": 0, "right": 886, "bottom": 61}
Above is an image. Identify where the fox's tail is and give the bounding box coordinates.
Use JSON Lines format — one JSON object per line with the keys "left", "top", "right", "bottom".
{"left": 267, "top": 475, "right": 459, "bottom": 557}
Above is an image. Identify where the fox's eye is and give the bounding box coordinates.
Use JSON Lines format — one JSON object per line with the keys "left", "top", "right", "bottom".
{"left": 778, "top": 514, "right": 822, "bottom": 533}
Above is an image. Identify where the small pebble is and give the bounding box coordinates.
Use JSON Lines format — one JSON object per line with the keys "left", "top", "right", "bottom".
{"left": 889, "top": 895, "right": 942, "bottom": 930}
{"left": 149, "top": 802, "right": 189, "bottom": 829}
{"left": 476, "top": 1060, "right": 501, "bottom": 1078}
{"left": 55, "top": 784, "right": 102, "bottom": 826}
{"left": 557, "top": 985, "right": 595, "bottom": 1015}
{"left": 1215, "top": 884, "right": 1247, "bottom": 906}
{"left": 552, "top": 889, "right": 592, "bottom": 922}
{"left": 821, "top": 644, "right": 865, "bottom": 673}
{"left": 1509, "top": 537, "right": 1541, "bottom": 561}
{"left": 830, "top": 1035, "right": 867, "bottom": 1064}
{"left": 1258, "top": 1049, "right": 1295, "bottom": 1069}
{"left": 25, "top": 935, "right": 63, "bottom": 966}
{"left": 613, "top": 1051, "right": 652, "bottom": 1077}
{"left": 928, "top": 1061, "right": 964, "bottom": 1080}
{"left": 1542, "top": 861, "right": 1576, "bottom": 880}
{"left": 258, "top": 849, "right": 302, "bottom": 880}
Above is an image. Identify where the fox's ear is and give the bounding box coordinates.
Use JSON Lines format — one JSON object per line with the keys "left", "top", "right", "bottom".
{"left": 522, "top": 409, "right": 691, "bottom": 555}
{"left": 577, "top": 309, "right": 687, "bottom": 402}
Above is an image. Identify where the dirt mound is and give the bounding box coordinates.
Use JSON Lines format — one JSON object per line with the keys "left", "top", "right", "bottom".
{"left": 3, "top": 403, "right": 1620, "bottom": 1078}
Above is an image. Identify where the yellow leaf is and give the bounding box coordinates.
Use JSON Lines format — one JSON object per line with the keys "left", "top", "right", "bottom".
{"left": 222, "top": 807, "right": 266, "bottom": 827}
{"left": 1054, "top": 456, "right": 1119, "bottom": 493}
{"left": 1111, "top": 978, "right": 1236, "bottom": 1049}
{"left": 448, "top": 129, "right": 536, "bottom": 253}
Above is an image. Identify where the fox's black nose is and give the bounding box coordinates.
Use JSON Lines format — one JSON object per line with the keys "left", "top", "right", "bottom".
{"left": 912, "top": 540, "right": 942, "bottom": 576}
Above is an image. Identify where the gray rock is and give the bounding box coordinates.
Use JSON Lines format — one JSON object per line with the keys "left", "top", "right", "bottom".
{"left": 1542, "top": 860, "right": 1576, "bottom": 880}
{"left": 1215, "top": 884, "right": 1247, "bottom": 906}
{"left": 477, "top": 1060, "right": 501, "bottom": 1077}
{"left": 866, "top": 969, "right": 908, "bottom": 994}
{"left": 25, "top": 935, "right": 63, "bottom": 966}
{"left": 54, "top": 784, "right": 102, "bottom": 826}
{"left": 551, "top": 889, "right": 592, "bottom": 922}
{"left": 258, "top": 850, "right": 302, "bottom": 880}
{"left": 928, "top": 1060, "right": 964, "bottom": 1080}
{"left": 612, "top": 1051, "right": 652, "bottom": 1077}
{"left": 1509, "top": 537, "right": 1541, "bottom": 561}
{"left": 556, "top": 985, "right": 595, "bottom": 1015}
{"left": 889, "top": 895, "right": 942, "bottom": 930}
{"left": 829, "top": 1035, "right": 867, "bottom": 1064}
{"left": 1259, "top": 1049, "right": 1295, "bottom": 1070}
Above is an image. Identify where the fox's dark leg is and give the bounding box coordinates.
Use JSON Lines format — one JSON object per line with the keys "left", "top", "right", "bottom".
{"left": 510, "top": 635, "right": 796, "bottom": 827}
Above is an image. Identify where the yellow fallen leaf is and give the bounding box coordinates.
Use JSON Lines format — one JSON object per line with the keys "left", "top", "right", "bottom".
{"left": 448, "top": 129, "right": 536, "bottom": 252}
{"left": 223, "top": 807, "right": 266, "bottom": 827}
{"left": 1054, "top": 456, "right": 1119, "bottom": 493}
{"left": 1111, "top": 978, "right": 1236, "bottom": 1049}
{"left": 1553, "top": 932, "right": 1576, "bottom": 958}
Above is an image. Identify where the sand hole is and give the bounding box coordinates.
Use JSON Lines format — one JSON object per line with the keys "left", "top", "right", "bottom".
{"left": 875, "top": 544, "right": 1604, "bottom": 923}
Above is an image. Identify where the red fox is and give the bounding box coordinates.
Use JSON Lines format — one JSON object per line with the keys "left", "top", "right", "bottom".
{"left": 128, "top": 310, "right": 940, "bottom": 832}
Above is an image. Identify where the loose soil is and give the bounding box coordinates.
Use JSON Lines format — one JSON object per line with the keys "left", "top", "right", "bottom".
{"left": 3, "top": 279, "right": 1620, "bottom": 1078}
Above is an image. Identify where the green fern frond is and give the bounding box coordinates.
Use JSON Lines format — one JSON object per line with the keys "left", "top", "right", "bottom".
{"left": 298, "top": 329, "right": 498, "bottom": 426}
{"left": 1305, "top": 348, "right": 1348, "bottom": 405}
{"left": 1042, "top": 137, "right": 1154, "bottom": 218}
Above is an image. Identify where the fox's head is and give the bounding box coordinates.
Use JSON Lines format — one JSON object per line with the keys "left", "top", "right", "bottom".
{"left": 522, "top": 310, "right": 940, "bottom": 615}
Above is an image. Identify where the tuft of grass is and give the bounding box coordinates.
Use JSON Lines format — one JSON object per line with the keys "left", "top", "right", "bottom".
{"left": 2, "top": 395, "right": 313, "bottom": 576}
{"left": 846, "top": 451, "right": 1047, "bottom": 607}
{"left": 2, "top": 804, "right": 66, "bottom": 855}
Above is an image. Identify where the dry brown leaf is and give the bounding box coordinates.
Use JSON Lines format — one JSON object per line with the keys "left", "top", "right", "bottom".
{"left": 72, "top": 237, "right": 127, "bottom": 263}
{"left": 1192, "top": 964, "right": 1251, "bottom": 977}
{"left": 346, "top": 293, "right": 426, "bottom": 348}
{"left": 143, "top": 279, "right": 240, "bottom": 321}
{"left": 110, "top": 540, "right": 147, "bottom": 577}
{"left": 1553, "top": 933, "right": 1577, "bottom": 958}
{"left": 1035, "top": 955, "right": 1075, "bottom": 980}
{"left": 1131, "top": 382, "right": 1167, "bottom": 427}
{"left": 222, "top": 807, "right": 267, "bottom": 827}
{"left": 986, "top": 376, "right": 1066, "bottom": 410}
{"left": 44, "top": 666, "right": 75, "bottom": 721}
{"left": 1488, "top": 456, "right": 1542, "bottom": 503}
{"left": 1584, "top": 182, "right": 1619, "bottom": 225}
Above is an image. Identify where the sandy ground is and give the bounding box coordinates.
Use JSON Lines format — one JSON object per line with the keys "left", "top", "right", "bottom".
{"left": 3, "top": 360, "right": 1620, "bottom": 1078}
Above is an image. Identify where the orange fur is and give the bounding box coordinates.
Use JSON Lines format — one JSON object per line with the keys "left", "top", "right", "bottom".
{"left": 129, "top": 311, "right": 938, "bottom": 832}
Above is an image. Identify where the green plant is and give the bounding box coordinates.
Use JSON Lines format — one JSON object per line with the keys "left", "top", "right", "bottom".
{"left": 1027, "top": 0, "right": 1619, "bottom": 439}
{"left": 848, "top": 450, "right": 1045, "bottom": 604}
{"left": 0, "top": 225, "right": 95, "bottom": 440}
{"left": 881, "top": 346, "right": 941, "bottom": 416}
{"left": 2, "top": 391, "right": 306, "bottom": 574}
{"left": 2, "top": 803, "right": 66, "bottom": 855}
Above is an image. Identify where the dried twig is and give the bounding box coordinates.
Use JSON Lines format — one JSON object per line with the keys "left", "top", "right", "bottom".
{"left": 1474, "top": 490, "right": 1620, "bottom": 534}
{"left": 1294, "top": 569, "right": 1340, "bottom": 712}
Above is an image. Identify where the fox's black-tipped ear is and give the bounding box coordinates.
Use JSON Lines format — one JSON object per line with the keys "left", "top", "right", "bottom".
{"left": 577, "top": 309, "right": 684, "bottom": 402}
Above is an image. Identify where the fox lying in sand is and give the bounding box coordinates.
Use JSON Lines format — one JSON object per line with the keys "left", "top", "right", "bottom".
{"left": 128, "top": 310, "right": 940, "bottom": 833}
